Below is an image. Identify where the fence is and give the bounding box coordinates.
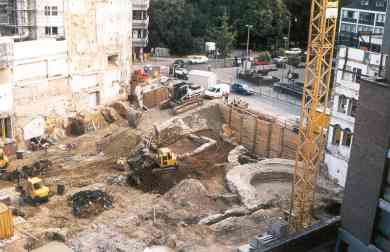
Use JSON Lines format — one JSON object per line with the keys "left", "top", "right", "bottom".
{"left": 220, "top": 104, "right": 299, "bottom": 160}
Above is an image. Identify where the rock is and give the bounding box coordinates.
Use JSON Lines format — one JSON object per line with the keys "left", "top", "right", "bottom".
{"left": 128, "top": 107, "right": 142, "bottom": 128}
{"left": 144, "top": 246, "right": 175, "bottom": 252}
{"left": 210, "top": 217, "right": 243, "bottom": 233}
{"left": 227, "top": 146, "right": 248, "bottom": 167}
{"left": 46, "top": 228, "right": 67, "bottom": 242}
{"left": 224, "top": 207, "right": 249, "bottom": 217}
{"left": 198, "top": 214, "right": 225, "bottom": 225}
{"left": 105, "top": 175, "right": 127, "bottom": 186}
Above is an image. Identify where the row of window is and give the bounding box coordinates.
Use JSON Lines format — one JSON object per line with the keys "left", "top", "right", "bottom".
{"left": 342, "top": 10, "right": 386, "bottom": 26}
{"left": 341, "top": 23, "right": 384, "bottom": 34}
{"left": 360, "top": 0, "right": 386, "bottom": 7}
{"left": 337, "top": 95, "right": 358, "bottom": 117}
{"left": 331, "top": 126, "right": 353, "bottom": 147}
{"left": 133, "top": 10, "right": 148, "bottom": 20}
{"left": 44, "top": 6, "right": 58, "bottom": 16}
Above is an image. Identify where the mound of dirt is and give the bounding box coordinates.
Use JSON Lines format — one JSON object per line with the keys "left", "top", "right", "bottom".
{"left": 153, "top": 179, "right": 220, "bottom": 224}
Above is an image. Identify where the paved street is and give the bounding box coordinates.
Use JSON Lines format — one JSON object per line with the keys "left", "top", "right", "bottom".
{"left": 135, "top": 57, "right": 302, "bottom": 122}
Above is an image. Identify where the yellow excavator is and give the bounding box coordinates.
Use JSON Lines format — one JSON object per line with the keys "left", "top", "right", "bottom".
{"left": 17, "top": 176, "right": 50, "bottom": 205}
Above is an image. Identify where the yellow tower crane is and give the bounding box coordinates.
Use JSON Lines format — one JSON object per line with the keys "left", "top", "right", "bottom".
{"left": 289, "top": 0, "right": 339, "bottom": 231}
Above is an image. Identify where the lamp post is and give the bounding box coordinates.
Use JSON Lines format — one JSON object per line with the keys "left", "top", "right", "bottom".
{"left": 287, "top": 16, "right": 298, "bottom": 49}
{"left": 246, "top": 24, "right": 253, "bottom": 59}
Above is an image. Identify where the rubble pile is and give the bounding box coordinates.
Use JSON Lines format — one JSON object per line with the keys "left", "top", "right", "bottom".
{"left": 69, "top": 190, "right": 113, "bottom": 218}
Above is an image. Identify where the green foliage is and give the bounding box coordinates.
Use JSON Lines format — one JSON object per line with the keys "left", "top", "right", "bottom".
{"left": 149, "top": 0, "right": 295, "bottom": 55}
{"left": 207, "top": 12, "right": 236, "bottom": 58}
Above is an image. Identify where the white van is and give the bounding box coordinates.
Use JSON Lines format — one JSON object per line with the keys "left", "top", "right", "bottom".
{"left": 204, "top": 84, "right": 230, "bottom": 99}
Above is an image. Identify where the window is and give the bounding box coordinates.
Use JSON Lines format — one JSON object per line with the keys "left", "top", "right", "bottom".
{"left": 45, "top": 26, "right": 51, "bottom": 35}
{"left": 0, "top": 117, "right": 12, "bottom": 139}
{"left": 44, "top": 6, "right": 50, "bottom": 16}
{"left": 338, "top": 95, "right": 348, "bottom": 113}
{"left": 361, "top": 0, "right": 369, "bottom": 5}
{"left": 374, "top": 27, "right": 384, "bottom": 34}
{"left": 348, "top": 98, "right": 358, "bottom": 117}
{"left": 342, "top": 128, "right": 353, "bottom": 147}
{"left": 352, "top": 67, "right": 362, "bottom": 81}
{"left": 359, "top": 12, "right": 375, "bottom": 25}
{"left": 0, "top": 5, "right": 7, "bottom": 15}
{"left": 377, "top": 14, "right": 386, "bottom": 23}
{"left": 332, "top": 125, "right": 342, "bottom": 145}
{"left": 51, "top": 6, "right": 58, "bottom": 16}
{"left": 340, "top": 23, "right": 355, "bottom": 32}
{"left": 376, "top": 0, "right": 386, "bottom": 7}
{"left": 45, "top": 26, "right": 58, "bottom": 36}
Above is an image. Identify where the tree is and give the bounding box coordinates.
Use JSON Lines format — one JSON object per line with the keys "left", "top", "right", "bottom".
{"left": 208, "top": 12, "right": 236, "bottom": 58}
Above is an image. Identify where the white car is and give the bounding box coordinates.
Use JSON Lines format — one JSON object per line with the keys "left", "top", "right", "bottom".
{"left": 285, "top": 48, "right": 302, "bottom": 55}
{"left": 204, "top": 84, "right": 230, "bottom": 99}
{"left": 187, "top": 55, "right": 209, "bottom": 64}
{"left": 273, "top": 56, "right": 288, "bottom": 64}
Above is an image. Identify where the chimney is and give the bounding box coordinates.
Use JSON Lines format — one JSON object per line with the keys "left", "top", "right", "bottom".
{"left": 384, "top": 5, "right": 390, "bottom": 80}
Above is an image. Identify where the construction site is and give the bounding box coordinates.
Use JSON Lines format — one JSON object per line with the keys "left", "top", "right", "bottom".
{"left": 0, "top": 100, "right": 342, "bottom": 252}
{"left": 0, "top": 0, "right": 388, "bottom": 251}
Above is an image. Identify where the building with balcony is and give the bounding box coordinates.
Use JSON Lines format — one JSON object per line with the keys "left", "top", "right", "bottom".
{"left": 132, "top": 0, "right": 149, "bottom": 61}
{"left": 338, "top": 0, "right": 388, "bottom": 52}
{"left": 325, "top": 47, "right": 387, "bottom": 186}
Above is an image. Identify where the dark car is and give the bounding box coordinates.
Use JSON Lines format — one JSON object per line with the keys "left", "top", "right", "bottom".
{"left": 231, "top": 83, "right": 255, "bottom": 96}
{"left": 173, "top": 59, "right": 186, "bottom": 68}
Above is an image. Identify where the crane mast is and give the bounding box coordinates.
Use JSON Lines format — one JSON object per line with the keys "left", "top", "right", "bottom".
{"left": 289, "top": 0, "right": 338, "bottom": 231}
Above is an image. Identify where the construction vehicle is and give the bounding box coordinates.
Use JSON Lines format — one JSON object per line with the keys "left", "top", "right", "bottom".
{"left": 17, "top": 176, "right": 49, "bottom": 205}
{"left": 289, "top": 0, "right": 338, "bottom": 231}
{"left": 127, "top": 143, "right": 178, "bottom": 186}
{"left": 160, "top": 81, "right": 204, "bottom": 114}
{"left": 0, "top": 148, "right": 9, "bottom": 173}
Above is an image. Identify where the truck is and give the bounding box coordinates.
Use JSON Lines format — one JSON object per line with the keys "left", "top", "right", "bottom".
{"left": 188, "top": 70, "right": 217, "bottom": 91}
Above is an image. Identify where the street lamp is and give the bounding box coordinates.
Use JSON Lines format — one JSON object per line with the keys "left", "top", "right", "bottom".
{"left": 287, "top": 16, "right": 298, "bottom": 49}
{"left": 245, "top": 24, "right": 253, "bottom": 59}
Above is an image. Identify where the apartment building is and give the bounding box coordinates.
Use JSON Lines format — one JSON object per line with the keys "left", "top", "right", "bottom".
{"left": 0, "top": 0, "right": 132, "bottom": 147}
{"left": 325, "top": 47, "right": 387, "bottom": 186}
{"left": 338, "top": 0, "right": 388, "bottom": 52}
{"left": 132, "top": 0, "right": 149, "bottom": 61}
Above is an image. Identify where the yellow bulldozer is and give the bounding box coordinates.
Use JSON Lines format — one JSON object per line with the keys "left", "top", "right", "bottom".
{"left": 17, "top": 177, "right": 50, "bottom": 205}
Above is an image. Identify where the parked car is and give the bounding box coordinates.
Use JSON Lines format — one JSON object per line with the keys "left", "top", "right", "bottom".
{"left": 286, "top": 48, "right": 303, "bottom": 55}
{"left": 187, "top": 55, "right": 209, "bottom": 64}
{"left": 272, "top": 56, "right": 288, "bottom": 64}
{"left": 231, "top": 83, "right": 255, "bottom": 96}
{"left": 173, "top": 59, "right": 186, "bottom": 68}
{"left": 204, "top": 84, "right": 230, "bottom": 99}
{"left": 174, "top": 68, "right": 189, "bottom": 80}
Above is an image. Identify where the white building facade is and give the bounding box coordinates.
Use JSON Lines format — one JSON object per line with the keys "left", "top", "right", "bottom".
{"left": 325, "top": 47, "right": 387, "bottom": 186}
{"left": 132, "top": 0, "right": 149, "bottom": 61}
{"left": 0, "top": 0, "right": 132, "bottom": 147}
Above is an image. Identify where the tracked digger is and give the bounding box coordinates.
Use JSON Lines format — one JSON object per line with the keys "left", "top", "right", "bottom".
{"left": 127, "top": 138, "right": 177, "bottom": 186}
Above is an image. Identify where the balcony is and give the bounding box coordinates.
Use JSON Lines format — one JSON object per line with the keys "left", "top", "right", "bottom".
{"left": 133, "top": 0, "right": 149, "bottom": 10}
{"left": 132, "top": 17, "right": 149, "bottom": 29}
{"left": 133, "top": 37, "right": 148, "bottom": 48}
